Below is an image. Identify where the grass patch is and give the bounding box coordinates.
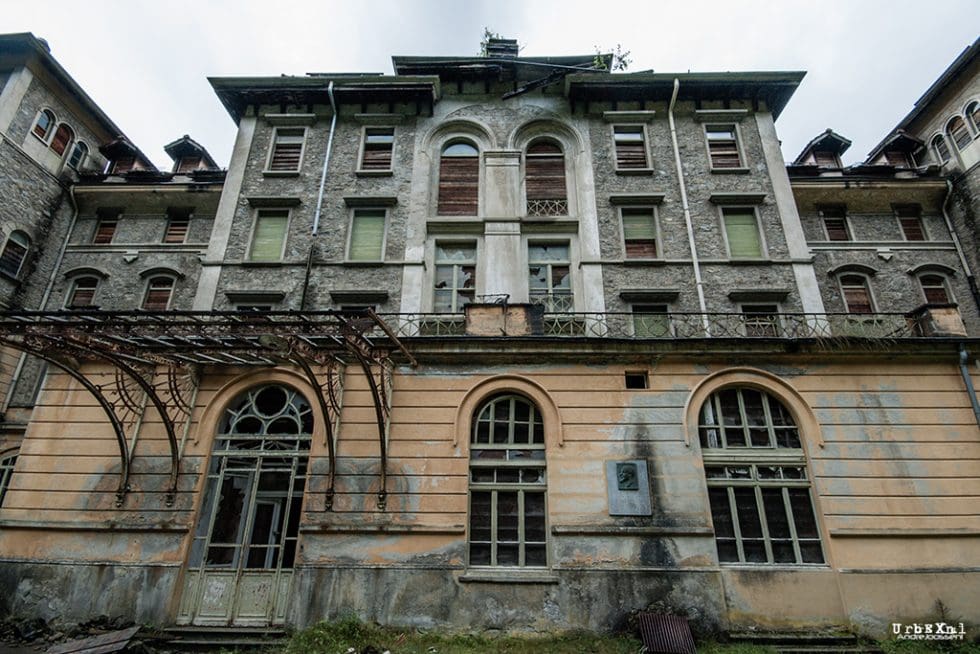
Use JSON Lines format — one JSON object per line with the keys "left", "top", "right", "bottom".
{"left": 281, "top": 617, "right": 643, "bottom": 654}
{"left": 879, "top": 640, "right": 980, "bottom": 654}
{"left": 698, "top": 642, "right": 778, "bottom": 654}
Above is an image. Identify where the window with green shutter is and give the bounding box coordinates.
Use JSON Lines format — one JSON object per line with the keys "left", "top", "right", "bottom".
{"left": 348, "top": 209, "right": 386, "bottom": 261}
{"left": 723, "top": 208, "right": 763, "bottom": 259}
{"left": 621, "top": 208, "right": 658, "bottom": 258}
{"left": 249, "top": 210, "right": 289, "bottom": 261}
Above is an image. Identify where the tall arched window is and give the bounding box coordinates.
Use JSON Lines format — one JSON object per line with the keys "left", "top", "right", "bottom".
{"left": 947, "top": 116, "right": 971, "bottom": 151}
{"left": 699, "top": 387, "right": 824, "bottom": 565}
{"left": 0, "top": 231, "right": 31, "bottom": 279}
{"left": 0, "top": 449, "right": 17, "bottom": 508}
{"left": 967, "top": 101, "right": 980, "bottom": 135}
{"left": 525, "top": 140, "right": 567, "bottom": 216}
{"left": 437, "top": 141, "right": 479, "bottom": 216}
{"left": 50, "top": 123, "right": 75, "bottom": 157}
{"left": 32, "top": 109, "right": 55, "bottom": 141}
{"left": 67, "top": 141, "right": 88, "bottom": 170}
{"left": 919, "top": 273, "right": 952, "bottom": 304}
{"left": 839, "top": 274, "right": 874, "bottom": 314}
{"left": 932, "top": 134, "right": 951, "bottom": 164}
{"left": 469, "top": 393, "right": 547, "bottom": 567}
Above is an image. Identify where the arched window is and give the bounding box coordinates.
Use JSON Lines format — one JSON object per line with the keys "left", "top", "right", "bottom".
{"left": 469, "top": 393, "right": 547, "bottom": 567}
{"left": 839, "top": 274, "right": 874, "bottom": 314}
{"left": 66, "top": 276, "right": 100, "bottom": 308}
{"left": 919, "top": 274, "right": 952, "bottom": 304}
{"left": 0, "top": 449, "right": 17, "bottom": 507}
{"left": 0, "top": 231, "right": 30, "bottom": 279}
{"left": 947, "top": 116, "right": 971, "bottom": 151}
{"left": 699, "top": 387, "right": 823, "bottom": 564}
{"left": 142, "top": 276, "right": 175, "bottom": 310}
{"left": 50, "top": 123, "right": 75, "bottom": 157}
{"left": 32, "top": 109, "right": 55, "bottom": 141}
{"left": 525, "top": 140, "right": 567, "bottom": 216}
{"left": 437, "top": 141, "right": 479, "bottom": 216}
{"left": 67, "top": 141, "right": 88, "bottom": 170}
{"left": 932, "top": 134, "right": 951, "bottom": 164}
{"left": 967, "top": 101, "right": 980, "bottom": 135}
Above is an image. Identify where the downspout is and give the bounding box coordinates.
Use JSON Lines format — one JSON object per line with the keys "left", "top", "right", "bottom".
{"left": 668, "top": 78, "right": 710, "bottom": 335}
{"left": 301, "top": 81, "right": 337, "bottom": 310}
{"left": 941, "top": 178, "right": 980, "bottom": 314}
{"left": 959, "top": 345, "right": 980, "bottom": 429}
{"left": 2, "top": 183, "right": 79, "bottom": 414}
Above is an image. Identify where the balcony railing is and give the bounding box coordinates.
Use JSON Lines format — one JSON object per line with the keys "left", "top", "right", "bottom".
{"left": 377, "top": 311, "right": 945, "bottom": 339}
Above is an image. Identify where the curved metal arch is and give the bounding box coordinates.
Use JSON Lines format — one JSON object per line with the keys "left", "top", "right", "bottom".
{"left": 0, "top": 338, "right": 131, "bottom": 505}
{"left": 290, "top": 355, "right": 338, "bottom": 510}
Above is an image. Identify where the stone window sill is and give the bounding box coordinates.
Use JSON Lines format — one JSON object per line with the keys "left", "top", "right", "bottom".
{"left": 355, "top": 169, "right": 394, "bottom": 177}
{"left": 343, "top": 260, "right": 385, "bottom": 267}
{"left": 726, "top": 258, "right": 772, "bottom": 265}
{"left": 615, "top": 168, "right": 654, "bottom": 176}
{"left": 710, "top": 167, "right": 751, "bottom": 175}
{"left": 262, "top": 170, "right": 301, "bottom": 177}
{"left": 620, "top": 258, "right": 666, "bottom": 266}
{"left": 459, "top": 569, "right": 559, "bottom": 584}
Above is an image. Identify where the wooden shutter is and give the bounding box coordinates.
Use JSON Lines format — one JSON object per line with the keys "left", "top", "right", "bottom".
{"left": 614, "top": 127, "right": 647, "bottom": 168}
{"left": 526, "top": 152, "right": 566, "bottom": 200}
{"left": 348, "top": 210, "right": 386, "bottom": 260}
{"left": 50, "top": 124, "right": 73, "bottom": 156}
{"left": 948, "top": 117, "right": 971, "bottom": 150}
{"left": 723, "top": 210, "right": 762, "bottom": 258}
{"left": 69, "top": 278, "right": 98, "bottom": 308}
{"left": 437, "top": 156, "right": 479, "bottom": 215}
{"left": 269, "top": 129, "right": 304, "bottom": 171}
{"left": 93, "top": 219, "right": 117, "bottom": 244}
{"left": 841, "top": 276, "right": 872, "bottom": 314}
{"left": 896, "top": 207, "right": 925, "bottom": 241}
{"left": 920, "top": 275, "right": 949, "bottom": 304}
{"left": 707, "top": 128, "right": 741, "bottom": 168}
{"left": 250, "top": 211, "right": 288, "bottom": 261}
{"left": 622, "top": 209, "right": 657, "bottom": 258}
{"left": 361, "top": 128, "right": 394, "bottom": 170}
{"left": 164, "top": 217, "right": 190, "bottom": 243}
{"left": 823, "top": 217, "right": 849, "bottom": 241}
{"left": 33, "top": 111, "right": 53, "bottom": 139}
{"left": 0, "top": 237, "right": 28, "bottom": 277}
{"left": 142, "top": 278, "right": 174, "bottom": 310}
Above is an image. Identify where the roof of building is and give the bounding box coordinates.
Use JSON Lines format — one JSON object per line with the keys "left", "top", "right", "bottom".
{"left": 792, "top": 128, "right": 852, "bottom": 164}
{"left": 163, "top": 135, "right": 219, "bottom": 170}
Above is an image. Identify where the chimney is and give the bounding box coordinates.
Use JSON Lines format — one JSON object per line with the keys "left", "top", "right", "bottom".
{"left": 486, "top": 38, "right": 519, "bottom": 59}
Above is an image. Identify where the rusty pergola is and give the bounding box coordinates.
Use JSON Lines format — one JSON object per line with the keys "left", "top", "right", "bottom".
{"left": 0, "top": 310, "right": 415, "bottom": 510}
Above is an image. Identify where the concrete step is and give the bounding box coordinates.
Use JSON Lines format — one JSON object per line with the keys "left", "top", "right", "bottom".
{"left": 161, "top": 626, "right": 287, "bottom": 651}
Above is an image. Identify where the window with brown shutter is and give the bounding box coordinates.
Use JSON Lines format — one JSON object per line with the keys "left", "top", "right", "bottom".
{"left": 50, "top": 123, "right": 74, "bottom": 156}
{"left": 93, "top": 217, "right": 118, "bottom": 244}
{"left": 67, "top": 277, "right": 99, "bottom": 308}
{"left": 437, "top": 142, "right": 479, "bottom": 216}
{"left": 176, "top": 156, "right": 202, "bottom": 173}
{"left": 164, "top": 213, "right": 190, "bottom": 243}
{"left": 0, "top": 232, "right": 30, "bottom": 278}
{"left": 525, "top": 141, "right": 567, "bottom": 216}
{"left": 142, "top": 277, "right": 174, "bottom": 311}
{"left": 884, "top": 150, "right": 911, "bottom": 168}
{"left": 33, "top": 109, "right": 55, "bottom": 140}
{"left": 840, "top": 275, "right": 873, "bottom": 314}
{"left": 895, "top": 206, "right": 926, "bottom": 241}
{"left": 360, "top": 127, "right": 394, "bottom": 171}
{"left": 812, "top": 151, "right": 839, "bottom": 167}
{"left": 819, "top": 206, "right": 850, "bottom": 241}
{"left": 919, "top": 274, "right": 951, "bottom": 304}
{"left": 613, "top": 126, "right": 648, "bottom": 169}
{"left": 932, "top": 135, "right": 951, "bottom": 164}
{"left": 112, "top": 157, "right": 136, "bottom": 174}
{"left": 947, "top": 116, "right": 971, "bottom": 151}
{"left": 268, "top": 128, "right": 304, "bottom": 172}
{"left": 706, "top": 126, "right": 742, "bottom": 169}
{"left": 621, "top": 207, "right": 658, "bottom": 258}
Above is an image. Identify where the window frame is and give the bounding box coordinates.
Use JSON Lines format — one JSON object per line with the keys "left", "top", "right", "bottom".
{"left": 931, "top": 134, "right": 952, "bottom": 164}
{"left": 247, "top": 208, "right": 291, "bottom": 262}
{"left": 894, "top": 205, "right": 928, "bottom": 242}
{"left": 0, "top": 231, "right": 31, "bottom": 279}
{"left": 631, "top": 303, "right": 672, "bottom": 338}
{"left": 704, "top": 124, "right": 746, "bottom": 171}
{"left": 818, "top": 205, "right": 851, "bottom": 242}
{"left": 50, "top": 122, "right": 75, "bottom": 157}
{"left": 946, "top": 116, "right": 972, "bottom": 151}
{"left": 619, "top": 206, "right": 660, "bottom": 260}
{"left": 0, "top": 448, "right": 18, "bottom": 508}
{"left": 527, "top": 241, "right": 573, "bottom": 312}
{"left": 433, "top": 240, "right": 478, "bottom": 313}
{"left": 357, "top": 126, "right": 395, "bottom": 173}
{"left": 66, "top": 141, "right": 88, "bottom": 170}
{"left": 838, "top": 273, "right": 876, "bottom": 314}
{"left": 92, "top": 213, "right": 119, "bottom": 245}
{"left": 720, "top": 206, "right": 766, "bottom": 260}
{"left": 264, "top": 126, "right": 307, "bottom": 174}
{"left": 740, "top": 303, "right": 783, "bottom": 338}
{"left": 32, "top": 108, "right": 56, "bottom": 142}
{"left": 699, "top": 386, "right": 825, "bottom": 567}
{"left": 468, "top": 393, "right": 549, "bottom": 569}
{"left": 437, "top": 139, "right": 480, "bottom": 217}
{"left": 966, "top": 100, "right": 980, "bottom": 136}
{"left": 918, "top": 273, "right": 953, "bottom": 305}
{"left": 164, "top": 211, "right": 191, "bottom": 244}
{"left": 64, "top": 275, "right": 100, "bottom": 309}
{"left": 345, "top": 207, "right": 388, "bottom": 263}
{"left": 611, "top": 124, "right": 650, "bottom": 171}
{"left": 141, "top": 275, "right": 176, "bottom": 311}
{"left": 524, "top": 139, "right": 568, "bottom": 217}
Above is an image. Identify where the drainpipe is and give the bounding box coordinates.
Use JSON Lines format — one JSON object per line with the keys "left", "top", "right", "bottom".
{"left": 312, "top": 82, "right": 338, "bottom": 236}
{"left": 668, "top": 78, "right": 710, "bottom": 335}
{"left": 941, "top": 179, "right": 980, "bottom": 314}
{"left": 960, "top": 345, "right": 980, "bottom": 429}
{"left": 1, "top": 184, "right": 80, "bottom": 415}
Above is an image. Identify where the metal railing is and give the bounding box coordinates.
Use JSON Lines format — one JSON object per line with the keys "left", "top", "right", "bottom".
{"left": 377, "top": 311, "right": 926, "bottom": 339}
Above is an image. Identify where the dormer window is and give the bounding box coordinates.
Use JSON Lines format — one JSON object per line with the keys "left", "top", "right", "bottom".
{"left": 176, "top": 156, "right": 202, "bottom": 173}
{"left": 112, "top": 156, "right": 136, "bottom": 174}
{"left": 883, "top": 150, "right": 911, "bottom": 168}
{"left": 32, "top": 109, "right": 55, "bottom": 141}
{"left": 812, "top": 151, "right": 839, "bottom": 167}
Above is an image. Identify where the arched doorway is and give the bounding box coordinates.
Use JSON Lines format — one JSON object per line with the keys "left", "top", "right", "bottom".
{"left": 178, "top": 385, "right": 312, "bottom": 626}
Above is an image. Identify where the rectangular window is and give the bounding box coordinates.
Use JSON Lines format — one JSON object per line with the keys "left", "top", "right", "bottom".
{"left": 249, "top": 209, "right": 289, "bottom": 261}
{"left": 347, "top": 209, "right": 386, "bottom": 261}
{"left": 93, "top": 216, "right": 118, "bottom": 244}
{"left": 896, "top": 206, "right": 926, "bottom": 241}
{"left": 632, "top": 304, "right": 670, "bottom": 337}
{"left": 67, "top": 278, "right": 98, "bottom": 308}
{"left": 613, "top": 125, "right": 648, "bottom": 169}
{"left": 621, "top": 208, "right": 658, "bottom": 258}
{"left": 528, "top": 243, "right": 572, "bottom": 312}
{"left": 434, "top": 243, "right": 476, "bottom": 313}
{"left": 142, "top": 278, "right": 174, "bottom": 311}
{"left": 267, "top": 128, "right": 305, "bottom": 172}
{"left": 706, "top": 125, "right": 742, "bottom": 169}
{"left": 164, "top": 212, "right": 190, "bottom": 244}
{"left": 741, "top": 304, "right": 781, "bottom": 337}
{"left": 722, "top": 208, "right": 763, "bottom": 258}
{"left": 360, "top": 127, "right": 394, "bottom": 171}
{"left": 819, "top": 206, "right": 850, "bottom": 241}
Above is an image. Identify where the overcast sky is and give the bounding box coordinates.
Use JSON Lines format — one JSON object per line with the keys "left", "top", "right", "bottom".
{"left": 6, "top": 1, "right": 978, "bottom": 168}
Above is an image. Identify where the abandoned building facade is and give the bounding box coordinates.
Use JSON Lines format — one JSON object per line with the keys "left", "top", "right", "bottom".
{"left": 0, "top": 33, "right": 978, "bottom": 635}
